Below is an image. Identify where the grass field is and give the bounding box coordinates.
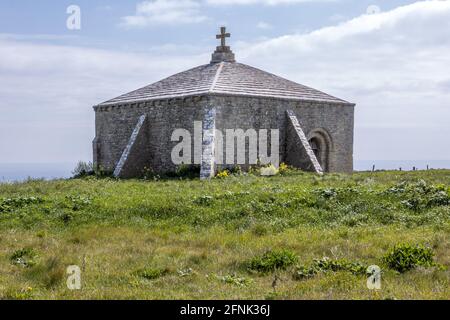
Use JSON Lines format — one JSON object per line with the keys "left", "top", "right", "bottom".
{"left": 0, "top": 170, "right": 449, "bottom": 300}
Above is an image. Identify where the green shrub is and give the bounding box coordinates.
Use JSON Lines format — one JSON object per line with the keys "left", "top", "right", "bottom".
{"left": 194, "top": 195, "right": 214, "bottom": 206}
{"left": 58, "top": 212, "right": 74, "bottom": 224}
{"left": 219, "top": 274, "right": 252, "bottom": 287}
{"left": 135, "top": 267, "right": 169, "bottom": 280}
{"left": 385, "top": 180, "right": 450, "bottom": 211}
{"left": 0, "top": 196, "right": 43, "bottom": 213}
{"left": 315, "top": 188, "right": 338, "bottom": 199}
{"left": 229, "top": 165, "right": 243, "bottom": 175}
{"left": 314, "top": 187, "right": 361, "bottom": 201}
{"left": 65, "top": 195, "right": 92, "bottom": 211}
{"left": 72, "top": 161, "right": 94, "bottom": 178}
{"left": 141, "top": 166, "right": 158, "bottom": 180}
{"left": 383, "top": 244, "right": 436, "bottom": 273}
{"left": 177, "top": 268, "right": 194, "bottom": 277}
{"left": 247, "top": 249, "right": 298, "bottom": 273}
{"left": 10, "top": 248, "right": 38, "bottom": 268}
{"left": 294, "top": 257, "right": 368, "bottom": 280}
{"left": 175, "top": 164, "right": 200, "bottom": 178}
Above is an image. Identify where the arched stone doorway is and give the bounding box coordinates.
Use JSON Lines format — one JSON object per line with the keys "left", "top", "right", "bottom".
{"left": 308, "top": 129, "right": 332, "bottom": 172}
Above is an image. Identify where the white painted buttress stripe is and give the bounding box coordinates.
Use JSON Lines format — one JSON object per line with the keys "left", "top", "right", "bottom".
{"left": 113, "top": 115, "right": 146, "bottom": 178}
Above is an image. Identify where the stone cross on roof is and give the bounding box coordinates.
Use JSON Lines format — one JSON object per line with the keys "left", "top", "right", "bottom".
{"left": 216, "top": 26, "right": 231, "bottom": 48}
{"left": 211, "top": 26, "right": 236, "bottom": 64}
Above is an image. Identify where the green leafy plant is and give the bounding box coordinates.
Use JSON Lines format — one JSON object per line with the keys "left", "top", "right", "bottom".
{"left": 10, "top": 248, "right": 38, "bottom": 268}
{"left": 59, "top": 212, "right": 74, "bottom": 224}
{"left": 229, "top": 165, "right": 243, "bottom": 176}
{"left": 247, "top": 249, "right": 298, "bottom": 273}
{"left": 385, "top": 180, "right": 450, "bottom": 211}
{"left": 177, "top": 268, "right": 194, "bottom": 277}
{"left": 383, "top": 244, "right": 437, "bottom": 273}
{"left": 141, "top": 166, "right": 158, "bottom": 181}
{"left": 294, "top": 257, "right": 368, "bottom": 280}
{"left": 194, "top": 195, "right": 214, "bottom": 206}
{"left": 176, "top": 164, "right": 200, "bottom": 178}
{"left": 0, "top": 196, "right": 43, "bottom": 213}
{"left": 219, "top": 274, "right": 253, "bottom": 287}
{"left": 316, "top": 188, "right": 338, "bottom": 199}
{"left": 72, "top": 161, "right": 95, "bottom": 178}
{"left": 134, "top": 267, "right": 169, "bottom": 280}
{"left": 66, "top": 195, "right": 92, "bottom": 211}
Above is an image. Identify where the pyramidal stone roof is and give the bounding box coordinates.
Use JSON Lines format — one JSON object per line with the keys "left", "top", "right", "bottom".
{"left": 98, "top": 28, "right": 351, "bottom": 107}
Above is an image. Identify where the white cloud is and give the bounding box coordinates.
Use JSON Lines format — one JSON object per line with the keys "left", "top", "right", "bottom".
{"left": 207, "top": 0, "right": 335, "bottom": 5}
{"left": 0, "top": 33, "right": 79, "bottom": 42}
{"left": 121, "top": 0, "right": 208, "bottom": 27}
{"left": 237, "top": 0, "right": 450, "bottom": 160}
{"left": 257, "top": 21, "right": 273, "bottom": 29}
{"left": 0, "top": 37, "right": 206, "bottom": 163}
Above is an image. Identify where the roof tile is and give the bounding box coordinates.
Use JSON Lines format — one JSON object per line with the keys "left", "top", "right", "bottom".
{"left": 98, "top": 62, "right": 350, "bottom": 106}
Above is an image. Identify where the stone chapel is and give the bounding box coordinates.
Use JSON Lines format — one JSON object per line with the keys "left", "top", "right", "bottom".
{"left": 93, "top": 27, "right": 355, "bottom": 179}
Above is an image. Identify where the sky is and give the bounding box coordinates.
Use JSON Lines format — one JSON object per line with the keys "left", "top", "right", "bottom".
{"left": 0, "top": 0, "right": 449, "bottom": 166}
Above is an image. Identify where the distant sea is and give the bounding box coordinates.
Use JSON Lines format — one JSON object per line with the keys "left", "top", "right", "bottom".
{"left": 0, "top": 160, "right": 449, "bottom": 182}
{"left": 354, "top": 160, "right": 450, "bottom": 172}
{"left": 0, "top": 163, "right": 75, "bottom": 183}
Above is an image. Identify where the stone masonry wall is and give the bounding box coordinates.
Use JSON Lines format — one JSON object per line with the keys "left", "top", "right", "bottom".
{"left": 93, "top": 96, "right": 211, "bottom": 175}
{"left": 93, "top": 94, "right": 354, "bottom": 175}
{"left": 212, "top": 95, "right": 354, "bottom": 173}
